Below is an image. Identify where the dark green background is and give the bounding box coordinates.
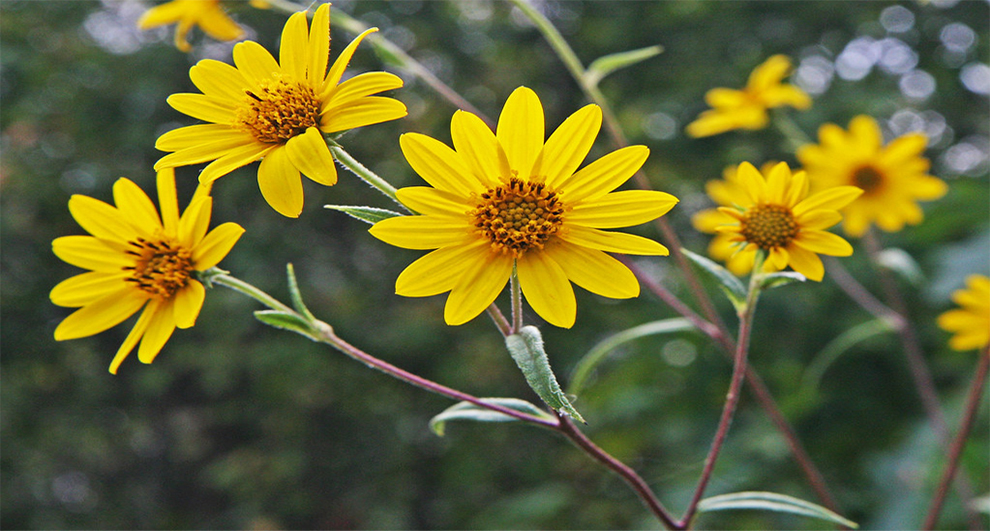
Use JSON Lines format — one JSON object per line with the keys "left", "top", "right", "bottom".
{"left": 2, "top": 0, "right": 988, "bottom": 528}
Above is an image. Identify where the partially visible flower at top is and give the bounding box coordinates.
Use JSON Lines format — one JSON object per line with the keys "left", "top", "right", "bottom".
{"left": 797, "top": 115, "right": 948, "bottom": 238}
{"left": 370, "top": 87, "right": 678, "bottom": 328}
{"left": 50, "top": 169, "right": 244, "bottom": 374}
{"left": 154, "top": 3, "right": 407, "bottom": 217}
{"left": 686, "top": 55, "right": 812, "bottom": 138}
{"left": 138, "top": 0, "right": 244, "bottom": 53}
{"left": 692, "top": 162, "right": 777, "bottom": 276}
{"left": 937, "top": 275, "right": 990, "bottom": 352}
{"left": 713, "top": 161, "right": 862, "bottom": 281}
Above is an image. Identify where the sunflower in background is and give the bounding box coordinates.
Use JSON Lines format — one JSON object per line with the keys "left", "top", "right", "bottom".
{"left": 938, "top": 275, "right": 990, "bottom": 352}
{"left": 138, "top": 0, "right": 246, "bottom": 53}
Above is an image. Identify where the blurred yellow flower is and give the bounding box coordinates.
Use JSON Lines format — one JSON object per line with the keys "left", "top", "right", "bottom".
{"left": 154, "top": 3, "right": 407, "bottom": 217}
{"left": 138, "top": 0, "right": 244, "bottom": 53}
{"left": 797, "top": 115, "right": 948, "bottom": 237}
{"left": 51, "top": 169, "right": 244, "bottom": 374}
{"left": 370, "top": 87, "right": 678, "bottom": 328}
{"left": 714, "top": 162, "right": 861, "bottom": 281}
{"left": 686, "top": 55, "right": 811, "bottom": 138}
{"left": 938, "top": 275, "right": 990, "bottom": 352}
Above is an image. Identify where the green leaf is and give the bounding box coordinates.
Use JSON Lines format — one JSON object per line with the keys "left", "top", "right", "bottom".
{"left": 875, "top": 247, "right": 924, "bottom": 287}
{"left": 584, "top": 45, "right": 663, "bottom": 87}
{"left": 324, "top": 205, "right": 404, "bottom": 224}
{"left": 801, "top": 318, "right": 896, "bottom": 393}
{"left": 681, "top": 248, "right": 747, "bottom": 310}
{"left": 505, "top": 326, "right": 585, "bottom": 424}
{"left": 285, "top": 263, "right": 315, "bottom": 322}
{"left": 254, "top": 310, "right": 313, "bottom": 337}
{"left": 759, "top": 271, "right": 806, "bottom": 290}
{"left": 568, "top": 318, "right": 695, "bottom": 396}
{"left": 696, "top": 491, "right": 859, "bottom": 529}
{"left": 429, "top": 398, "right": 556, "bottom": 436}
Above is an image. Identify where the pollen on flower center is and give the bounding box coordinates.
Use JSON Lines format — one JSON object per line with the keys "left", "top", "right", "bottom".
{"left": 852, "top": 165, "right": 884, "bottom": 194}
{"left": 740, "top": 203, "right": 798, "bottom": 250}
{"left": 472, "top": 178, "right": 565, "bottom": 258}
{"left": 123, "top": 237, "right": 194, "bottom": 299}
{"left": 236, "top": 79, "right": 321, "bottom": 144}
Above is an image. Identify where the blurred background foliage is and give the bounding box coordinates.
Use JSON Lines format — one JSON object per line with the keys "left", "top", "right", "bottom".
{"left": 1, "top": 0, "right": 988, "bottom": 528}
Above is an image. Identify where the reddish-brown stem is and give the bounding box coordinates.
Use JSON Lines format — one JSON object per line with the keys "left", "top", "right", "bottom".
{"left": 557, "top": 414, "right": 679, "bottom": 529}
{"left": 923, "top": 349, "right": 990, "bottom": 530}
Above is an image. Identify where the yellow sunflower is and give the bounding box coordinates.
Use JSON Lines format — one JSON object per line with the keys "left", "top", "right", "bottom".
{"left": 686, "top": 55, "right": 811, "bottom": 138}
{"left": 938, "top": 275, "right": 990, "bottom": 352}
{"left": 138, "top": 0, "right": 244, "bottom": 53}
{"left": 713, "top": 161, "right": 862, "bottom": 281}
{"left": 51, "top": 169, "right": 244, "bottom": 374}
{"left": 692, "top": 162, "right": 778, "bottom": 276}
{"left": 796, "top": 115, "right": 948, "bottom": 237}
{"left": 369, "top": 87, "right": 678, "bottom": 328}
{"left": 153, "top": 3, "right": 407, "bottom": 217}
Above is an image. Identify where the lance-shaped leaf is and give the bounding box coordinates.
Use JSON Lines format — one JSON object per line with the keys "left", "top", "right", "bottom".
{"left": 285, "top": 263, "right": 315, "bottom": 322}
{"left": 759, "top": 271, "right": 806, "bottom": 290}
{"left": 429, "top": 398, "right": 556, "bottom": 436}
{"left": 505, "top": 326, "right": 585, "bottom": 423}
{"left": 696, "top": 491, "right": 859, "bottom": 529}
{"left": 584, "top": 45, "right": 664, "bottom": 87}
{"left": 681, "top": 248, "right": 747, "bottom": 311}
{"left": 254, "top": 310, "right": 313, "bottom": 337}
{"left": 325, "top": 205, "right": 404, "bottom": 225}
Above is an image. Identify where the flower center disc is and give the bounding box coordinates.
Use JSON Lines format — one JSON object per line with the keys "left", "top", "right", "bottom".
{"left": 740, "top": 204, "right": 798, "bottom": 250}
{"left": 472, "top": 178, "right": 565, "bottom": 258}
{"left": 237, "top": 79, "right": 321, "bottom": 144}
{"left": 124, "top": 238, "right": 194, "bottom": 299}
{"left": 852, "top": 165, "right": 884, "bottom": 194}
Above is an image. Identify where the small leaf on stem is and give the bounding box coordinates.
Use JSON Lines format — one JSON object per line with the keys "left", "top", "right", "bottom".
{"left": 429, "top": 398, "right": 556, "bottom": 436}
{"left": 696, "top": 491, "right": 859, "bottom": 529}
{"left": 681, "top": 248, "right": 747, "bottom": 311}
{"left": 325, "top": 205, "right": 405, "bottom": 224}
{"left": 505, "top": 326, "right": 585, "bottom": 423}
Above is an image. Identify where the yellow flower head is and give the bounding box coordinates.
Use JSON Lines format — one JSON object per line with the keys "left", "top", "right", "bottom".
{"left": 153, "top": 3, "right": 407, "bottom": 218}
{"left": 797, "top": 115, "right": 948, "bottom": 237}
{"left": 938, "top": 275, "right": 990, "bottom": 352}
{"left": 51, "top": 169, "right": 245, "bottom": 374}
{"left": 686, "top": 55, "right": 811, "bottom": 138}
{"left": 138, "top": 0, "right": 244, "bottom": 53}
{"left": 370, "top": 87, "right": 679, "bottom": 328}
{"left": 714, "top": 161, "right": 862, "bottom": 281}
{"left": 693, "top": 162, "right": 778, "bottom": 276}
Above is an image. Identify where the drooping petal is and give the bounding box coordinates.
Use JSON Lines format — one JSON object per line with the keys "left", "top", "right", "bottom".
{"left": 517, "top": 250, "right": 577, "bottom": 328}
{"left": 52, "top": 236, "right": 129, "bottom": 273}
{"left": 156, "top": 135, "right": 263, "bottom": 172}
{"left": 53, "top": 290, "right": 148, "bottom": 341}
{"left": 321, "top": 96, "right": 408, "bottom": 133}
{"left": 561, "top": 226, "right": 669, "bottom": 255}
{"left": 786, "top": 244, "right": 825, "bottom": 281}
{"left": 198, "top": 143, "right": 276, "bottom": 184}
{"left": 566, "top": 190, "right": 678, "bottom": 229}
{"left": 537, "top": 104, "right": 601, "bottom": 186}
{"left": 395, "top": 187, "right": 472, "bottom": 217}
{"left": 496, "top": 87, "right": 544, "bottom": 179}
{"left": 444, "top": 251, "right": 514, "bottom": 326}
{"left": 137, "top": 301, "right": 177, "bottom": 364}
{"left": 108, "top": 300, "right": 157, "bottom": 374}
{"left": 192, "top": 222, "right": 245, "bottom": 270}
{"left": 68, "top": 195, "right": 133, "bottom": 244}
{"left": 399, "top": 133, "right": 481, "bottom": 196}
{"left": 113, "top": 177, "right": 163, "bottom": 236}
{"left": 450, "top": 109, "right": 505, "bottom": 189}
{"left": 285, "top": 127, "right": 338, "bottom": 186}
{"left": 257, "top": 147, "right": 304, "bottom": 217}
{"left": 173, "top": 280, "right": 205, "bottom": 329}
{"left": 395, "top": 239, "right": 491, "bottom": 297}
{"left": 51, "top": 272, "right": 132, "bottom": 308}
{"left": 555, "top": 145, "right": 649, "bottom": 203}
{"left": 369, "top": 215, "right": 472, "bottom": 250}
{"left": 547, "top": 240, "right": 639, "bottom": 299}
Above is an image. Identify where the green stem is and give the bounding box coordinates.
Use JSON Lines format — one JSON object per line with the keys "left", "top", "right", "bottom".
{"left": 510, "top": 267, "right": 523, "bottom": 334}
{"left": 329, "top": 144, "right": 406, "bottom": 209}
{"left": 211, "top": 272, "right": 295, "bottom": 314}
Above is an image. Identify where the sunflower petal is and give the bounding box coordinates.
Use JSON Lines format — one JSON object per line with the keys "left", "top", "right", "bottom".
{"left": 53, "top": 290, "right": 148, "bottom": 341}
{"left": 173, "top": 280, "right": 205, "bottom": 329}
{"left": 177, "top": 197, "right": 212, "bottom": 249}
{"left": 327, "top": 72, "right": 404, "bottom": 107}
{"left": 794, "top": 230, "right": 853, "bottom": 256}
{"left": 517, "top": 250, "right": 576, "bottom": 328}
{"left": 399, "top": 133, "right": 480, "bottom": 196}
{"left": 257, "top": 147, "right": 304, "bottom": 217}
{"left": 538, "top": 104, "right": 601, "bottom": 186}
{"left": 548, "top": 241, "right": 639, "bottom": 299}
{"left": 192, "top": 222, "right": 244, "bottom": 269}
{"left": 450, "top": 109, "right": 504, "bottom": 189}
{"left": 156, "top": 124, "right": 250, "bottom": 152}
{"left": 138, "top": 301, "right": 177, "bottom": 364}
{"left": 198, "top": 143, "right": 275, "bottom": 184}
{"left": 322, "top": 96, "right": 407, "bottom": 133}
{"left": 786, "top": 245, "right": 824, "bottom": 281}
{"left": 736, "top": 162, "right": 768, "bottom": 204}
{"left": 444, "top": 251, "right": 513, "bottom": 326}
{"left": 232, "top": 40, "right": 280, "bottom": 86}
{"left": 395, "top": 187, "right": 471, "bottom": 217}
{"left": 278, "top": 9, "right": 308, "bottom": 81}
{"left": 51, "top": 272, "right": 131, "bottom": 308}
{"left": 113, "top": 177, "right": 163, "bottom": 236}
{"left": 189, "top": 59, "right": 250, "bottom": 101}
{"left": 566, "top": 190, "right": 678, "bottom": 229}
{"left": 52, "top": 236, "right": 129, "bottom": 272}
{"left": 285, "top": 127, "right": 338, "bottom": 186}
{"left": 395, "top": 239, "right": 491, "bottom": 297}
{"left": 555, "top": 145, "right": 649, "bottom": 202}
{"left": 167, "top": 93, "right": 236, "bottom": 123}
{"left": 562, "top": 226, "right": 669, "bottom": 255}
{"left": 793, "top": 186, "right": 863, "bottom": 217}
{"left": 306, "top": 4, "right": 331, "bottom": 85}
{"left": 108, "top": 300, "right": 157, "bottom": 374}
{"left": 497, "top": 87, "right": 544, "bottom": 179}
{"left": 68, "top": 195, "right": 132, "bottom": 243}
{"left": 369, "top": 215, "right": 472, "bottom": 250}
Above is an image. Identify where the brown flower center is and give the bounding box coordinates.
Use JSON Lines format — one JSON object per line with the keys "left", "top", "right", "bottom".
{"left": 237, "top": 79, "right": 321, "bottom": 144}
{"left": 740, "top": 203, "right": 798, "bottom": 250}
{"left": 852, "top": 165, "right": 884, "bottom": 194}
{"left": 123, "top": 237, "right": 194, "bottom": 299}
{"left": 471, "top": 178, "right": 565, "bottom": 258}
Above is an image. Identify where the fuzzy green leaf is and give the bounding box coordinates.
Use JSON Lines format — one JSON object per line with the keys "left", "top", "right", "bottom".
{"left": 324, "top": 205, "right": 404, "bottom": 225}
{"left": 759, "top": 271, "right": 806, "bottom": 290}
{"left": 285, "top": 263, "right": 315, "bottom": 321}
{"left": 505, "top": 326, "right": 585, "bottom": 424}
{"left": 254, "top": 310, "right": 312, "bottom": 336}
{"left": 429, "top": 398, "right": 556, "bottom": 437}
{"left": 681, "top": 248, "right": 747, "bottom": 310}
{"left": 697, "top": 491, "right": 859, "bottom": 529}
{"left": 585, "top": 45, "right": 663, "bottom": 87}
